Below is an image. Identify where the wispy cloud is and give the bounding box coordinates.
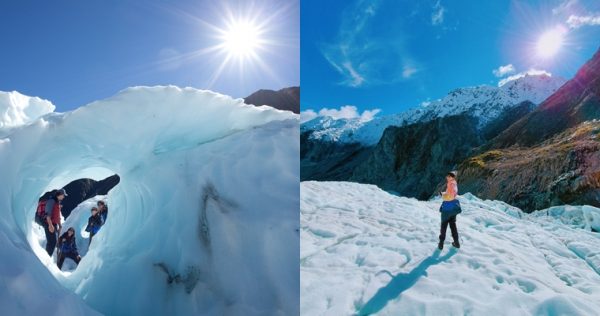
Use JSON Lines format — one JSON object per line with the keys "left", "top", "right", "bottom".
{"left": 402, "top": 65, "right": 418, "bottom": 79}
{"left": 300, "top": 105, "right": 381, "bottom": 123}
{"left": 492, "top": 64, "right": 516, "bottom": 77}
{"left": 498, "top": 69, "right": 552, "bottom": 87}
{"left": 431, "top": 0, "right": 445, "bottom": 26}
{"left": 552, "top": 0, "right": 578, "bottom": 15}
{"left": 342, "top": 62, "right": 366, "bottom": 87}
{"left": 321, "top": 0, "right": 419, "bottom": 87}
{"left": 566, "top": 14, "right": 600, "bottom": 28}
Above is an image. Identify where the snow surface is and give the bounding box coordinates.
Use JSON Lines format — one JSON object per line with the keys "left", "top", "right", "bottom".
{"left": 0, "top": 91, "right": 55, "bottom": 135}
{"left": 302, "top": 74, "right": 566, "bottom": 145}
{"left": 301, "top": 181, "right": 600, "bottom": 315}
{"left": 0, "top": 86, "right": 299, "bottom": 315}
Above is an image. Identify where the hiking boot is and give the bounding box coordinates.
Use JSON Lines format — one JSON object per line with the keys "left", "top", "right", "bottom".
{"left": 452, "top": 241, "right": 460, "bottom": 249}
{"left": 438, "top": 241, "right": 444, "bottom": 250}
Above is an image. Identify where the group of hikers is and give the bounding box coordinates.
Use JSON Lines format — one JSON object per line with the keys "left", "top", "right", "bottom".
{"left": 35, "top": 189, "right": 109, "bottom": 270}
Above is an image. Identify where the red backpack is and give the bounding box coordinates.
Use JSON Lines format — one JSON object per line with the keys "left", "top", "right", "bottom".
{"left": 35, "top": 200, "right": 47, "bottom": 226}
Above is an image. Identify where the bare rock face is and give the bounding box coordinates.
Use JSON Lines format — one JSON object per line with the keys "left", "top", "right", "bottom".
{"left": 458, "top": 121, "right": 600, "bottom": 212}
{"left": 351, "top": 115, "right": 482, "bottom": 200}
{"left": 244, "top": 86, "right": 299, "bottom": 114}
{"left": 300, "top": 131, "right": 372, "bottom": 181}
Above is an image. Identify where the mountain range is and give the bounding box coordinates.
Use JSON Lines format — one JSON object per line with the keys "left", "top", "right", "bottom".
{"left": 301, "top": 47, "right": 600, "bottom": 212}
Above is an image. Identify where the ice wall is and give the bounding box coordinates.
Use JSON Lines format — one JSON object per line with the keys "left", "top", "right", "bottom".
{"left": 0, "top": 86, "right": 299, "bottom": 315}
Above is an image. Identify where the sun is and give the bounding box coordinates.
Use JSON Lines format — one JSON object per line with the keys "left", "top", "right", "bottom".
{"left": 157, "top": 2, "right": 293, "bottom": 88}
{"left": 536, "top": 27, "right": 566, "bottom": 59}
{"left": 222, "top": 21, "right": 261, "bottom": 58}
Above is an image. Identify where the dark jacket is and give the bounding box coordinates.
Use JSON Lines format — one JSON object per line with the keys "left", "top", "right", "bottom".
{"left": 99, "top": 206, "right": 108, "bottom": 225}
{"left": 86, "top": 214, "right": 103, "bottom": 234}
{"left": 59, "top": 232, "right": 78, "bottom": 254}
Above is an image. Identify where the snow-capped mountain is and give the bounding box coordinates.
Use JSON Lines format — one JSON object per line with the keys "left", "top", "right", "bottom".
{"left": 0, "top": 87, "right": 299, "bottom": 315}
{"left": 301, "top": 181, "right": 600, "bottom": 315}
{"left": 302, "top": 74, "right": 566, "bottom": 145}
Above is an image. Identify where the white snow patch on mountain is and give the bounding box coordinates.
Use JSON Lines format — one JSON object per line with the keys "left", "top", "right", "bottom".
{"left": 302, "top": 74, "right": 566, "bottom": 145}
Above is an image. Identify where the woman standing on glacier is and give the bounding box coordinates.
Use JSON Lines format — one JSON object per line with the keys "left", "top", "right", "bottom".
{"left": 438, "top": 171, "right": 461, "bottom": 250}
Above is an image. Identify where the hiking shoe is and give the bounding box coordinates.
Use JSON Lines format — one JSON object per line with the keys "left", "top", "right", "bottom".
{"left": 452, "top": 241, "right": 460, "bottom": 248}
{"left": 438, "top": 241, "right": 444, "bottom": 250}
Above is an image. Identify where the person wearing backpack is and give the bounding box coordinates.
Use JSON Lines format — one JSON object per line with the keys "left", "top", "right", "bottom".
{"left": 438, "top": 171, "right": 461, "bottom": 250}
{"left": 35, "top": 189, "right": 56, "bottom": 226}
{"left": 43, "top": 189, "right": 67, "bottom": 256}
{"left": 85, "top": 207, "right": 103, "bottom": 246}
{"left": 57, "top": 227, "right": 81, "bottom": 270}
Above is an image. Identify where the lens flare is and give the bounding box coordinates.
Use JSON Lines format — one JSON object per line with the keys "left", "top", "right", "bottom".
{"left": 536, "top": 27, "right": 566, "bottom": 59}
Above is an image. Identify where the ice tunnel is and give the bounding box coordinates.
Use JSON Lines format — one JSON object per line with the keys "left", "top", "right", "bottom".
{"left": 0, "top": 86, "right": 300, "bottom": 315}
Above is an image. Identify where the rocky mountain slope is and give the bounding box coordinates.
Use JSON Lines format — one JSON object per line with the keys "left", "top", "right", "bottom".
{"left": 491, "top": 49, "right": 600, "bottom": 148}
{"left": 350, "top": 115, "right": 482, "bottom": 199}
{"left": 459, "top": 119, "right": 600, "bottom": 212}
{"left": 244, "top": 86, "right": 300, "bottom": 113}
{"left": 456, "top": 47, "right": 600, "bottom": 211}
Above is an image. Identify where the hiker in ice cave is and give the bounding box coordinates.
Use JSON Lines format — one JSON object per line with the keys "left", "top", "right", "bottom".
{"left": 43, "top": 189, "right": 67, "bottom": 256}
{"left": 85, "top": 207, "right": 103, "bottom": 246}
{"left": 57, "top": 227, "right": 81, "bottom": 270}
{"left": 97, "top": 200, "right": 108, "bottom": 225}
{"left": 438, "top": 171, "right": 462, "bottom": 250}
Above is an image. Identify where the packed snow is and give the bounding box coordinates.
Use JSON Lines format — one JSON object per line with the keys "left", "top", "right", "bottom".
{"left": 302, "top": 74, "right": 566, "bottom": 145}
{"left": 301, "top": 181, "right": 600, "bottom": 315}
{"left": 0, "top": 86, "right": 299, "bottom": 316}
{"left": 0, "top": 91, "right": 55, "bottom": 136}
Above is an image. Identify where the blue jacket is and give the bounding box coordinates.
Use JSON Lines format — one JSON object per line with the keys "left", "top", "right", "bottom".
{"left": 86, "top": 214, "right": 102, "bottom": 234}
{"left": 59, "top": 233, "right": 78, "bottom": 254}
{"left": 440, "top": 199, "right": 462, "bottom": 222}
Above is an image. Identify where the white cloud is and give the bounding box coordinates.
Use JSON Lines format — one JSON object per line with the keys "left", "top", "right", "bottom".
{"left": 566, "top": 14, "right": 600, "bottom": 28}
{"left": 301, "top": 105, "right": 382, "bottom": 122}
{"left": 552, "top": 0, "right": 578, "bottom": 15}
{"left": 498, "top": 69, "right": 552, "bottom": 87}
{"left": 493, "top": 64, "right": 516, "bottom": 77}
{"left": 360, "top": 108, "right": 382, "bottom": 121}
{"left": 402, "top": 65, "right": 418, "bottom": 78}
{"left": 432, "top": 0, "right": 445, "bottom": 26}
{"left": 300, "top": 109, "right": 318, "bottom": 123}
{"left": 321, "top": 0, "right": 419, "bottom": 87}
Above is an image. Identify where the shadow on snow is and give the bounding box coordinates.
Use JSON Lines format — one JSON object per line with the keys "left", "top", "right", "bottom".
{"left": 357, "top": 248, "right": 458, "bottom": 316}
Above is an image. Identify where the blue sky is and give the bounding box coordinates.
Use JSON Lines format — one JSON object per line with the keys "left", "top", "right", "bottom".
{"left": 301, "top": 0, "right": 600, "bottom": 121}
{"left": 0, "top": 0, "right": 299, "bottom": 111}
